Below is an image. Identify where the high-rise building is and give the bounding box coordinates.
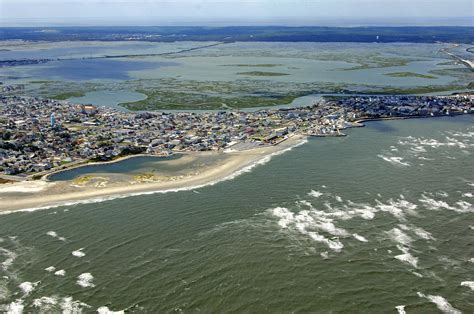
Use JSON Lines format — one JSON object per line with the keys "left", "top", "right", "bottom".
{"left": 50, "top": 113, "right": 55, "bottom": 128}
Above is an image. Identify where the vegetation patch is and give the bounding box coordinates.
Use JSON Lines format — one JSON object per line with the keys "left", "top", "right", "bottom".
{"left": 236, "top": 71, "right": 290, "bottom": 77}
{"left": 73, "top": 175, "right": 94, "bottom": 185}
{"left": 0, "top": 178, "right": 14, "bottom": 184}
{"left": 51, "top": 91, "right": 86, "bottom": 100}
{"left": 385, "top": 72, "right": 437, "bottom": 79}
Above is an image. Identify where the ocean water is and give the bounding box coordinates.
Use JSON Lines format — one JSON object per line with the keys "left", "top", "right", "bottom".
{"left": 30, "top": 59, "right": 179, "bottom": 81}
{"left": 0, "top": 115, "right": 473, "bottom": 312}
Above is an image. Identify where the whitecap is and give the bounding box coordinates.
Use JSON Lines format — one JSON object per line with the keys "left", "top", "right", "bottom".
{"left": 77, "top": 273, "right": 95, "bottom": 288}
{"left": 395, "top": 305, "right": 406, "bottom": 314}
{"left": 436, "top": 191, "right": 449, "bottom": 198}
{"left": 60, "top": 297, "right": 90, "bottom": 312}
{"left": 352, "top": 234, "right": 368, "bottom": 242}
{"left": 54, "top": 270, "right": 66, "bottom": 276}
{"left": 419, "top": 195, "right": 473, "bottom": 213}
{"left": 462, "top": 193, "right": 473, "bottom": 198}
{"left": 307, "top": 232, "right": 344, "bottom": 252}
{"left": 417, "top": 292, "right": 461, "bottom": 314}
{"left": 19, "top": 281, "right": 39, "bottom": 296}
{"left": 394, "top": 245, "right": 418, "bottom": 268}
{"left": 46, "top": 231, "right": 66, "bottom": 241}
{"left": 45, "top": 266, "right": 56, "bottom": 272}
{"left": 6, "top": 299, "right": 23, "bottom": 314}
{"left": 33, "top": 296, "right": 58, "bottom": 310}
{"left": 46, "top": 231, "right": 58, "bottom": 238}
{"left": 308, "top": 190, "right": 323, "bottom": 198}
{"left": 385, "top": 228, "right": 413, "bottom": 246}
{"left": 377, "top": 155, "right": 410, "bottom": 167}
{"left": 412, "top": 226, "right": 435, "bottom": 241}
{"left": 270, "top": 206, "right": 347, "bottom": 252}
{"left": 97, "top": 306, "right": 125, "bottom": 314}
{"left": 72, "top": 248, "right": 85, "bottom": 258}
{"left": 271, "top": 207, "right": 294, "bottom": 228}
{"left": 376, "top": 198, "right": 418, "bottom": 221}
{"left": 461, "top": 281, "right": 474, "bottom": 291}
{"left": 0, "top": 248, "right": 17, "bottom": 271}
{"left": 399, "top": 224, "right": 435, "bottom": 241}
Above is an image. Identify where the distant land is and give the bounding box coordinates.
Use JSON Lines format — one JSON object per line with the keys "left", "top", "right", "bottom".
{"left": 0, "top": 26, "right": 473, "bottom": 43}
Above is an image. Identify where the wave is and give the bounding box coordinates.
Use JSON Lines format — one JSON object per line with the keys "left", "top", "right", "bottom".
{"left": 420, "top": 195, "right": 473, "bottom": 213}
{"left": 461, "top": 281, "right": 474, "bottom": 291}
{"left": 54, "top": 269, "right": 66, "bottom": 276}
{"left": 44, "top": 266, "right": 55, "bottom": 272}
{"left": 18, "top": 281, "right": 39, "bottom": 296}
{"left": 77, "top": 273, "right": 95, "bottom": 288}
{"left": 32, "top": 296, "right": 57, "bottom": 311}
{"left": 0, "top": 247, "right": 17, "bottom": 271}
{"left": 417, "top": 292, "right": 461, "bottom": 314}
{"left": 375, "top": 197, "right": 418, "bottom": 221}
{"left": 385, "top": 228, "right": 413, "bottom": 247}
{"left": 395, "top": 305, "right": 406, "bottom": 314}
{"left": 97, "top": 306, "right": 125, "bottom": 314}
{"left": 377, "top": 155, "right": 410, "bottom": 167}
{"left": 60, "top": 297, "right": 91, "bottom": 312}
{"left": 0, "top": 137, "right": 308, "bottom": 215}
{"left": 394, "top": 245, "right": 418, "bottom": 268}
{"left": 46, "top": 231, "right": 66, "bottom": 241}
{"left": 72, "top": 248, "right": 85, "bottom": 258}
{"left": 308, "top": 190, "right": 323, "bottom": 198}
{"left": 4, "top": 300, "right": 24, "bottom": 313}
{"left": 352, "top": 233, "right": 368, "bottom": 242}
{"left": 269, "top": 206, "right": 346, "bottom": 252}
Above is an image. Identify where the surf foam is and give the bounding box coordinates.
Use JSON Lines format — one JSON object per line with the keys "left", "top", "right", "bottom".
{"left": 461, "top": 281, "right": 474, "bottom": 291}
{"left": 77, "top": 273, "right": 95, "bottom": 288}
{"left": 417, "top": 292, "right": 461, "bottom": 314}
{"left": 72, "top": 248, "right": 85, "bottom": 258}
{"left": 97, "top": 306, "right": 125, "bottom": 314}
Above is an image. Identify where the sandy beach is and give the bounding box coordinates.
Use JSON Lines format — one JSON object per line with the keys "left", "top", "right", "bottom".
{"left": 0, "top": 135, "right": 307, "bottom": 213}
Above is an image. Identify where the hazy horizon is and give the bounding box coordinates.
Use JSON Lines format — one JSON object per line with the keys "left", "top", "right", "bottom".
{"left": 1, "top": 0, "right": 473, "bottom": 27}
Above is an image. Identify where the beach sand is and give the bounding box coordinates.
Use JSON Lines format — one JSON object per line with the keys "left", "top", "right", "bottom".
{"left": 0, "top": 135, "right": 307, "bottom": 213}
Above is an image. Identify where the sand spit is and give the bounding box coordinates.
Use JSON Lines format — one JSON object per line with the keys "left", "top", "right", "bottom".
{"left": 0, "top": 136, "right": 306, "bottom": 213}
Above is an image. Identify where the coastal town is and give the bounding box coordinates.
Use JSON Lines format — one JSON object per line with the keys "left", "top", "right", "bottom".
{"left": 0, "top": 93, "right": 473, "bottom": 177}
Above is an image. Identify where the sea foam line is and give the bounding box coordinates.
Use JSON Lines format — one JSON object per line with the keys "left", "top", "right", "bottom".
{"left": 0, "top": 138, "right": 308, "bottom": 215}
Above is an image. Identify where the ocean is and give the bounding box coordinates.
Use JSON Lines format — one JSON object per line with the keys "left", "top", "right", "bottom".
{"left": 0, "top": 115, "right": 473, "bottom": 312}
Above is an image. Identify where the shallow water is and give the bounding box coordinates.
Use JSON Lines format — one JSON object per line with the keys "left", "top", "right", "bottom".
{"left": 0, "top": 115, "right": 473, "bottom": 312}
{"left": 48, "top": 153, "right": 227, "bottom": 181}
{"left": 0, "top": 41, "right": 467, "bottom": 88}
{"left": 67, "top": 90, "right": 147, "bottom": 111}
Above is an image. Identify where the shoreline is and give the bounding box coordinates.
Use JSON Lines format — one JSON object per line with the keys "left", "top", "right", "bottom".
{"left": 1, "top": 113, "right": 472, "bottom": 214}
{"left": 0, "top": 135, "right": 307, "bottom": 214}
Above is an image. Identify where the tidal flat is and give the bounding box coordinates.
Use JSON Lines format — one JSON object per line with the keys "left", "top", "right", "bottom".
{"left": 0, "top": 41, "right": 472, "bottom": 110}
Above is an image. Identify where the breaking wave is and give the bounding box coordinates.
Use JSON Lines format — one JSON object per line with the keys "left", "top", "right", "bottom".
{"left": 417, "top": 292, "right": 461, "bottom": 314}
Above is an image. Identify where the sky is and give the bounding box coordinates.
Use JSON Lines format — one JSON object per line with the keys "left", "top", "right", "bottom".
{"left": 1, "top": 0, "right": 473, "bottom": 26}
